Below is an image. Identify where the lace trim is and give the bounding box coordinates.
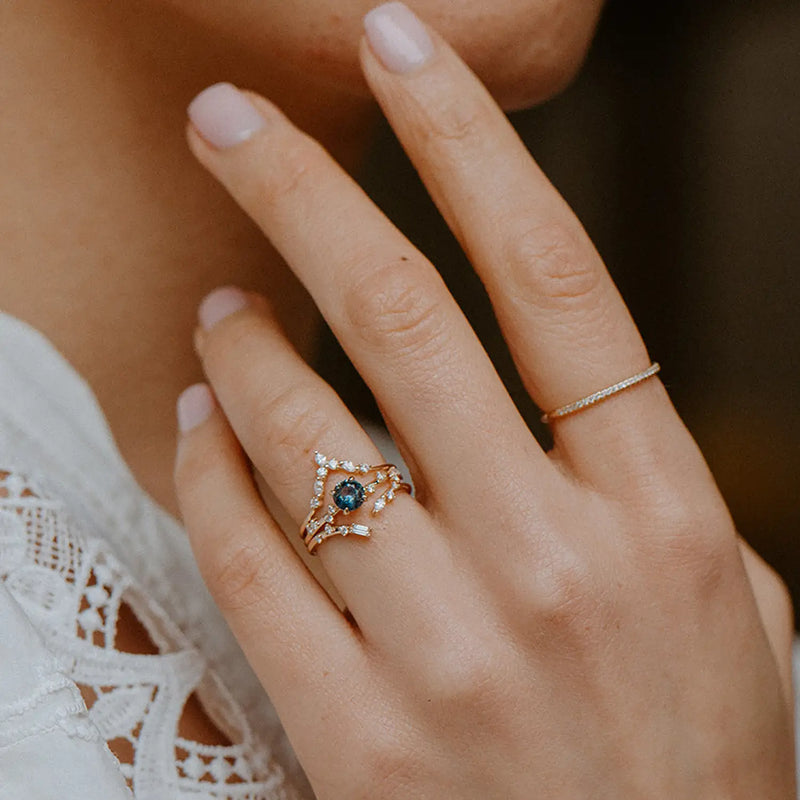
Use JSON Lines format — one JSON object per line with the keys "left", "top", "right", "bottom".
{"left": 0, "top": 468, "right": 297, "bottom": 799}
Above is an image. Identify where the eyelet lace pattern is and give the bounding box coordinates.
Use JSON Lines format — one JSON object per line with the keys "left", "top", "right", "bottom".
{"left": 0, "top": 468, "right": 302, "bottom": 800}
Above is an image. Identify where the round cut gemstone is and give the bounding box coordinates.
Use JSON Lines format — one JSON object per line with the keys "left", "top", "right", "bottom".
{"left": 332, "top": 478, "right": 366, "bottom": 512}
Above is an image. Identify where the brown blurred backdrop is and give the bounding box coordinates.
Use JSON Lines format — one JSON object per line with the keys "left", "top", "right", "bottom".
{"left": 320, "top": 0, "right": 800, "bottom": 608}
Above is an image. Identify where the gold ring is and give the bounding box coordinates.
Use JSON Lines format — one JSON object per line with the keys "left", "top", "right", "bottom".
{"left": 541, "top": 363, "right": 661, "bottom": 423}
{"left": 300, "top": 452, "right": 412, "bottom": 556}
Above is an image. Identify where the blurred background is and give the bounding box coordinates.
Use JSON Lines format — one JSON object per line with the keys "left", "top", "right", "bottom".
{"left": 321, "top": 0, "right": 800, "bottom": 607}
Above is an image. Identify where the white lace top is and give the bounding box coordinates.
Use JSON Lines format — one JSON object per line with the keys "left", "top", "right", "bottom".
{"left": 0, "top": 312, "right": 313, "bottom": 800}
{"left": 1, "top": 311, "right": 799, "bottom": 798}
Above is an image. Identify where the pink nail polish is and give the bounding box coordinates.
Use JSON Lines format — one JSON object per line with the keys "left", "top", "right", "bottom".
{"left": 177, "top": 384, "right": 214, "bottom": 433}
{"left": 188, "top": 83, "right": 266, "bottom": 149}
{"left": 198, "top": 286, "right": 250, "bottom": 330}
{"left": 364, "top": 2, "right": 435, "bottom": 74}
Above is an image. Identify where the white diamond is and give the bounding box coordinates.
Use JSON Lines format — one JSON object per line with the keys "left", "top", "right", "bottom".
{"left": 351, "top": 524, "right": 370, "bottom": 537}
{"left": 310, "top": 498, "right": 321, "bottom": 508}
{"left": 314, "top": 480, "right": 324, "bottom": 493}
{"left": 373, "top": 497, "right": 386, "bottom": 512}
{"left": 366, "top": 484, "right": 376, "bottom": 493}
{"left": 337, "top": 526, "right": 349, "bottom": 536}
{"left": 327, "top": 459, "right": 339, "bottom": 469}
{"left": 376, "top": 471, "right": 386, "bottom": 483}
{"left": 386, "top": 489, "right": 394, "bottom": 501}
{"left": 342, "top": 460, "right": 355, "bottom": 472}
{"left": 358, "top": 464, "right": 370, "bottom": 473}
{"left": 314, "top": 452, "right": 327, "bottom": 466}
{"left": 316, "top": 467, "right": 327, "bottom": 478}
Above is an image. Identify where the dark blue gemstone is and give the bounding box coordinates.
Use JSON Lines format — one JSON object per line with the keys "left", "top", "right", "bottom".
{"left": 332, "top": 478, "right": 366, "bottom": 512}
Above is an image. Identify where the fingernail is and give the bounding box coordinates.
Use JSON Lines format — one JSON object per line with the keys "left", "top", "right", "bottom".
{"left": 177, "top": 383, "right": 214, "bottom": 433}
{"left": 364, "top": 2, "right": 434, "bottom": 74}
{"left": 188, "top": 82, "right": 266, "bottom": 149}
{"left": 199, "top": 286, "right": 250, "bottom": 330}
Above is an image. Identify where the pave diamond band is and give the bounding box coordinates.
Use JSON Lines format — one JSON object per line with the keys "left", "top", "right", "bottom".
{"left": 541, "top": 363, "right": 661, "bottom": 423}
{"left": 300, "top": 452, "right": 412, "bottom": 556}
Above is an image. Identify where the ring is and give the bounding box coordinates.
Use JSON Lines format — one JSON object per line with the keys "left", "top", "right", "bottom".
{"left": 541, "top": 362, "right": 661, "bottom": 423}
{"left": 300, "top": 452, "right": 413, "bottom": 555}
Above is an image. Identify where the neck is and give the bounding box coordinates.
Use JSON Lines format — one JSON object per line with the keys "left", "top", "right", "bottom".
{"left": 0, "top": 1, "right": 377, "bottom": 516}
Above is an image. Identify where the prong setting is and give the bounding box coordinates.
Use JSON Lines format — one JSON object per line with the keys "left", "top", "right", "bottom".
{"left": 302, "top": 452, "right": 412, "bottom": 554}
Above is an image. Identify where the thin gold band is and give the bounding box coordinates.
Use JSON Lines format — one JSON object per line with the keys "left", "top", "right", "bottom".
{"left": 541, "top": 362, "right": 661, "bottom": 424}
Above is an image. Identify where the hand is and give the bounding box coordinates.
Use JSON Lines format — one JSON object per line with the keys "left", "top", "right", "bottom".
{"left": 173, "top": 3, "right": 795, "bottom": 797}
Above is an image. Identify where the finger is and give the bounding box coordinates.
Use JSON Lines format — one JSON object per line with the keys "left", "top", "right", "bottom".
{"left": 185, "top": 81, "right": 546, "bottom": 516}
{"left": 359, "top": 3, "right": 704, "bottom": 492}
{"left": 192, "top": 289, "right": 459, "bottom": 650}
{"left": 173, "top": 382, "right": 367, "bottom": 743}
{"left": 739, "top": 540, "right": 795, "bottom": 706}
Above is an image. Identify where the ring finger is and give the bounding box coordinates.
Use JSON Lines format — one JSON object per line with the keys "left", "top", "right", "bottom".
{"left": 194, "top": 288, "right": 456, "bottom": 648}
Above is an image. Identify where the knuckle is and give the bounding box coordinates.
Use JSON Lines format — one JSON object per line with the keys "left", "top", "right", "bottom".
{"left": 646, "top": 491, "right": 738, "bottom": 587}
{"left": 504, "top": 223, "right": 603, "bottom": 311}
{"left": 654, "top": 490, "right": 732, "bottom": 550}
{"left": 358, "top": 736, "right": 418, "bottom": 799}
{"left": 257, "top": 383, "right": 338, "bottom": 465}
{"left": 344, "top": 262, "right": 449, "bottom": 361}
{"left": 528, "top": 543, "right": 597, "bottom": 628}
{"left": 405, "top": 76, "right": 497, "bottom": 151}
{"left": 419, "top": 639, "right": 508, "bottom": 712}
{"left": 412, "top": 89, "right": 490, "bottom": 148}
{"left": 253, "top": 134, "right": 326, "bottom": 206}
{"left": 203, "top": 536, "right": 273, "bottom": 613}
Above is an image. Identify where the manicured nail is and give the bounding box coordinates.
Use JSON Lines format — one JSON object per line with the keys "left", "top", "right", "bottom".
{"left": 364, "top": 2, "right": 434, "bottom": 74}
{"left": 198, "top": 286, "right": 250, "bottom": 330}
{"left": 188, "top": 83, "right": 266, "bottom": 149}
{"left": 177, "top": 383, "right": 214, "bottom": 433}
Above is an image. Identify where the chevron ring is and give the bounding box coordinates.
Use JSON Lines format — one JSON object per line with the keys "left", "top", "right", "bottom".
{"left": 300, "top": 452, "right": 412, "bottom": 556}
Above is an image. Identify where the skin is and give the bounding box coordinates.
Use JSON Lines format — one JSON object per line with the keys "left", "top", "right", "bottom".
{"left": 0, "top": 0, "right": 601, "bottom": 762}
{"left": 156, "top": 0, "right": 603, "bottom": 108}
{"left": 0, "top": 0, "right": 601, "bottom": 522}
{"left": 174, "top": 11, "right": 796, "bottom": 798}
{"left": 0, "top": 0, "right": 793, "bottom": 791}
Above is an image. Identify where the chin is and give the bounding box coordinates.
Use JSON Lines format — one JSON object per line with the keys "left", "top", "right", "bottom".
{"left": 404, "top": 0, "right": 605, "bottom": 109}
{"left": 172, "top": 0, "right": 604, "bottom": 110}
{"left": 300, "top": 0, "right": 605, "bottom": 109}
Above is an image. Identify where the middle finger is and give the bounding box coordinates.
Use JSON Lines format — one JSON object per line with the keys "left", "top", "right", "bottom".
{"left": 194, "top": 289, "right": 454, "bottom": 646}
{"left": 359, "top": 5, "right": 702, "bottom": 494}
